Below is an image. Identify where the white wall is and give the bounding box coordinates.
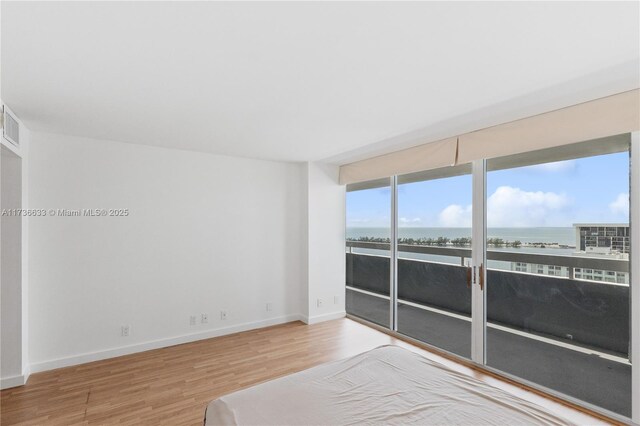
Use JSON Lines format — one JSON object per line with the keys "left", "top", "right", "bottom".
{"left": 27, "top": 132, "right": 307, "bottom": 371}
{"left": 305, "top": 162, "right": 346, "bottom": 323}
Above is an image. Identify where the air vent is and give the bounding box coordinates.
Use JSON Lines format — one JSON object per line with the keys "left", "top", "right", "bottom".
{"left": 3, "top": 108, "right": 20, "bottom": 147}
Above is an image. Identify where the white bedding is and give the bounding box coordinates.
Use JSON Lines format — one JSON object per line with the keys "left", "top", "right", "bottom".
{"left": 204, "top": 345, "right": 573, "bottom": 426}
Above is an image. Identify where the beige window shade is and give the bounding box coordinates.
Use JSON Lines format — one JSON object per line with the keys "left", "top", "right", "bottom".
{"left": 338, "top": 137, "right": 458, "bottom": 185}
{"left": 457, "top": 89, "right": 640, "bottom": 164}
{"left": 339, "top": 89, "right": 639, "bottom": 185}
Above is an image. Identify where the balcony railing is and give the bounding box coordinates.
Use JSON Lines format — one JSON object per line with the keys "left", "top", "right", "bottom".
{"left": 345, "top": 241, "right": 630, "bottom": 356}
{"left": 346, "top": 240, "right": 629, "bottom": 278}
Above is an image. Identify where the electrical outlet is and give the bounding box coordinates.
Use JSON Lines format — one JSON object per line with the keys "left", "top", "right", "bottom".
{"left": 334, "top": 295, "right": 340, "bottom": 305}
{"left": 121, "top": 325, "right": 130, "bottom": 337}
{"left": 190, "top": 316, "right": 197, "bottom": 326}
{"left": 266, "top": 302, "right": 273, "bottom": 312}
{"left": 317, "top": 298, "right": 323, "bottom": 308}
{"left": 201, "top": 313, "right": 208, "bottom": 324}
{"left": 220, "top": 311, "right": 227, "bottom": 320}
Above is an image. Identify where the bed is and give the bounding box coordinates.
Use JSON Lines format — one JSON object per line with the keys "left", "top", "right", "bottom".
{"left": 204, "top": 345, "right": 573, "bottom": 425}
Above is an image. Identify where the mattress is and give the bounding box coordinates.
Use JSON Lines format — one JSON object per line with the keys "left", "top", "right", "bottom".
{"left": 204, "top": 345, "right": 573, "bottom": 425}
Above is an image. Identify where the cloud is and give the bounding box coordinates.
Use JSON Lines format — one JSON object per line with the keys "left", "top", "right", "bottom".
{"left": 437, "top": 186, "right": 570, "bottom": 227}
{"left": 526, "top": 160, "right": 576, "bottom": 173}
{"left": 438, "top": 204, "right": 472, "bottom": 227}
{"left": 486, "top": 186, "right": 570, "bottom": 227}
{"left": 399, "top": 217, "right": 422, "bottom": 226}
{"left": 609, "top": 193, "right": 629, "bottom": 216}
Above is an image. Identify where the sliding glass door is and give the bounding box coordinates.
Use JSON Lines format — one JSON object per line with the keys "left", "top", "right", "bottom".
{"left": 345, "top": 133, "right": 638, "bottom": 421}
{"left": 395, "top": 165, "right": 473, "bottom": 358}
{"left": 485, "top": 136, "right": 632, "bottom": 417}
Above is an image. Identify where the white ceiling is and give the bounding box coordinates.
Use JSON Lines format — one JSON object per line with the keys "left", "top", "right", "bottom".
{"left": 2, "top": 2, "right": 639, "bottom": 163}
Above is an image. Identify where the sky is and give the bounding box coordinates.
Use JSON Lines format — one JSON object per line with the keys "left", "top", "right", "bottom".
{"left": 346, "top": 151, "right": 630, "bottom": 228}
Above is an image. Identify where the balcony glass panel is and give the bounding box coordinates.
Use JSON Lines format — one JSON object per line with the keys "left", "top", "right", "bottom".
{"left": 346, "top": 180, "right": 390, "bottom": 328}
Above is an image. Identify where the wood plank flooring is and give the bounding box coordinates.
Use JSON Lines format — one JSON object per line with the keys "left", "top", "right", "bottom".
{"left": 1, "top": 318, "right": 611, "bottom": 425}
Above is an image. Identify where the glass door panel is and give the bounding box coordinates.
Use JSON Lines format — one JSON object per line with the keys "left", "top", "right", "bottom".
{"left": 345, "top": 179, "right": 391, "bottom": 328}
{"left": 485, "top": 136, "right": 632, "bottom": 417}
{"left": 396, "top": 165, "right": 473, "bottom": 358}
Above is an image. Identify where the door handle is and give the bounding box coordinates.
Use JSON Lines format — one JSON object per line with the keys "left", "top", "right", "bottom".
{"left": 479, "top": 263, "right": 484, "bottom": 291}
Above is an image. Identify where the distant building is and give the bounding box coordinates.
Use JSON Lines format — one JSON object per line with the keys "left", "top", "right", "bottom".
{"left": 575, "top": 223, "right": 630, "bottom": 254}
{"left": 573, "top": 223, "right": 629, "bottom": 284}
{"left": 510, "top": 223, "right": 629, "bottom": 284}
{"left": 512, "top": 262, "right": 569, "bottom": 277}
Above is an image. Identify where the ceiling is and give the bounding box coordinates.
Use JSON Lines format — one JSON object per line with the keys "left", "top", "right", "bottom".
{"left": 2, "top": 2, "right": 639, "bottom": 163}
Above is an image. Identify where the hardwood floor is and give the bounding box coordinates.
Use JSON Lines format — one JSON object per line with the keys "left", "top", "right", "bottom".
{"left": 1, "top": 318, "right": 612, "bottom": 425}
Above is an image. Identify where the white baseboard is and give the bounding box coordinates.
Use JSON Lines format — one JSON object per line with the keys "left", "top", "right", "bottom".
{"left": 301, "top": 311, "right": 346, "bottom": 325}
{"left": 29, "top": 314, "right": 304, "bottom": 374}
{"left": 1, "top": 372, "right": 28, "bottom": 389}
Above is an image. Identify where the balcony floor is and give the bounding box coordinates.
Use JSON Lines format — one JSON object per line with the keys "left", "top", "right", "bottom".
{"left": 346, "top": 289, "right": 631, "bottom": 417}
